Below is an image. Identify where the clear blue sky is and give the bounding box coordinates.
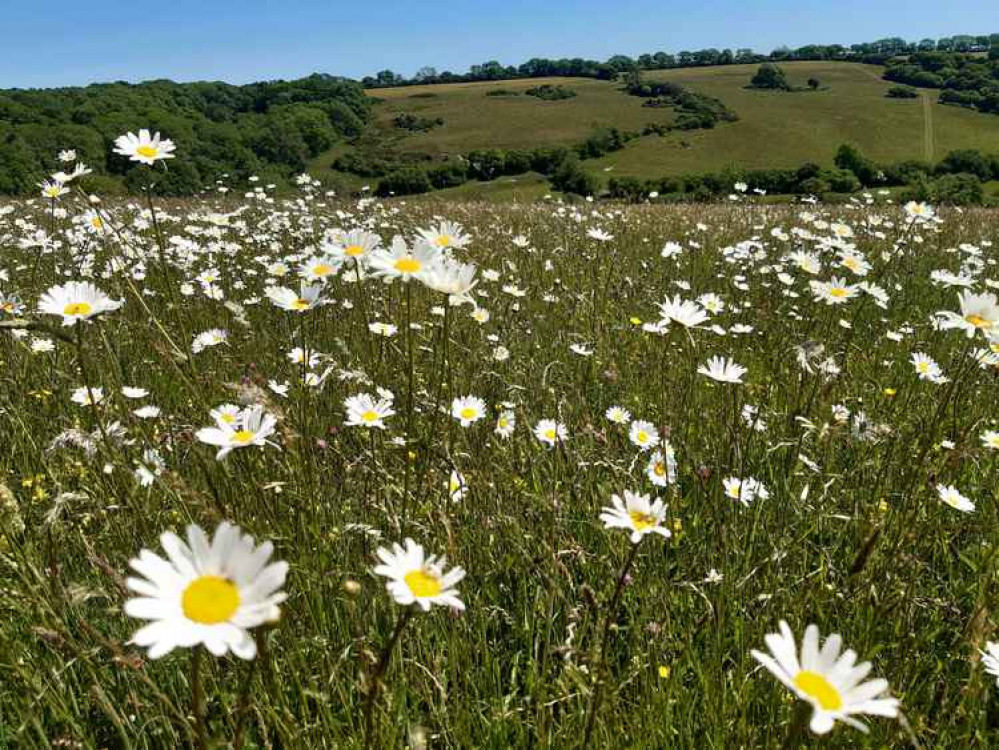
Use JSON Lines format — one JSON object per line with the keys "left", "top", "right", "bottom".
{"left": 2, "top": 0, "right": 995, "bottom": 89}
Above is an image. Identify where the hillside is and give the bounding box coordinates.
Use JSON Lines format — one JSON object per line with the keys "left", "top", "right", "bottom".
{"left": 324, "top": 61, "right": 999, "bottom": 191}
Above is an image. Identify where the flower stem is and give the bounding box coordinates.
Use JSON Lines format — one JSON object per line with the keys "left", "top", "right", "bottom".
{"left": 780, "top": 700, "right": 811, "bottom": 750}
{"left": 581, "top": 541, "right": 640, "bottom": 748}
{"left": 190, "top": 646, "right": 208, "bottom": 750}
{"left": 363, "top": 607, "right": 414, "bottom": 750}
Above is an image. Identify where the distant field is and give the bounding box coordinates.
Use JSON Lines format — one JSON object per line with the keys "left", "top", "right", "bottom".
{"left": 333, "top": 62, "right": 999, "bottom": 182}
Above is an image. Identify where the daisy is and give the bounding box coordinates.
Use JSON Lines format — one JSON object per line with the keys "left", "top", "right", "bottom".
{"left": 192, "top": 329, "right": 228, "bottom": 353}
{"left": 210, "top": 403, "right": 242, "bottom": 427}
{"left": 298, "top": 255, "right": 341, "bottom": 283}
{"left": 121, "top": 386, "right": 149, "bottom": 399}
{"left": 904, "top": 200, "right": 935, "bottom": 222}
{"left": 451, "top": 395, "right": 486, "bottom": 427}
{"left": 265, "top": 283, "right": 324, "bottom": 313}
{"left": 40, "top": 180, "right": 69, "bottom": 200}
{"left": 495, "top": 410, "right": 516, "bottom": 438}
{"left": 534, "top": 419, "right": 567, "bottom": 446}
{"left": 629, "top": 420, "right": 660, "bottom": 451}
{"left": 698, "top": 356, "right": 747, "bottom": 384}
{"left": 936, "top": 291, "right": 999, "bottom": 338}
{"left": 344, "top": 393, "right": 395, "bottom": 429}
{"left": 195, "top": 406, "right": 278, "bottom": 460}
{"left": 369, "top": 322, "right": 398, "bottom": 337}
{"left": 71, "top": 386, "right": 104, "bottom": 406}
{"left": 373, "top": 538, "right": 465, "bottom": 611}
{"left": 658, "top": 296, "right": 709, "bottom": 328}
{"left": 329, "top": 229, "right": 381, "bottom": 265}
{"left": 937, "top": 484, "right": 974, "bottom": 513}
{"left": 980, "top": 430, "right": 999, "bottom": 450}
{"left": 417, "top": 221, "right": 470, "bottom": 251}
{"left": 124, "top": 521, "right": 287, "bottom": 659}
{"left": 113, "top": 129, "right": 176, "bottom": 165}
{"left": 599, "top": 490, "right": 671, "bottom": 544}
{"left": 605, "top": 406, "right": 631, "bottom": 425}
{"left": 910, "top": 352, "right": 942, "bottom": 382}
{"left": 39, "top": 281, "right": 122, "bottom": 326}
{"left": 448, "top": 470, "right": 468, "bottom": 502}
{"left": 809, "top": 278, "right": 858, "bottom": 305}
{"left": 981, "top": 642, "right": 999, "bottom": 686}
{"left": 421, "top": 256, "right": 479, "bottom": 304}
{"left": 723, "top": 476, "right": 769, "bottom": 506}
{"left": 751, "top": 621, "right": 899, "bottom": 734}
{"left": 646, "top": 447, "right": 676, "bottom": 487}
{"left": 368, "top": 237, "right": 437, "bottom": 283}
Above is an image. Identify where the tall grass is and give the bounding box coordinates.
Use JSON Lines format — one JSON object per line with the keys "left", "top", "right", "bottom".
{"left": 1, "top": 189, "right": 998, "bottom": 748}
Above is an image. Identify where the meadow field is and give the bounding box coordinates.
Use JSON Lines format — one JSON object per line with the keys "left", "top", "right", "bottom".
{"left": 350, "top": 61, "right": 999, "bottom": 181}
{"left": 3, "top": 151, "right": 999, "bottom": 749}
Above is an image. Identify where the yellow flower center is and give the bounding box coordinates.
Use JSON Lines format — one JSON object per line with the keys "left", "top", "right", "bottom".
{"left": 344, "top": 245, "right": 364, "bottom": 257}
{"left": 91, "top": 217, "right": 104, "bottom": 229}
{"left": 231, "top": 429, "right": 256, "bottom": 444}
{"left": 829, "top": 287, "right": 848, "bottom": 299}
{"left": 361, "top": 410, "right": 379, "bottom": 423}
{"left": 181, "top": 575, "right": 240, "bottom": 624}
{"left": 136, "top": 145, "right": 159, "bottom": 159}
{"left": 629, "top": 510, "right": 656, "bottom": 530}
{"left": 965, "top": 313, "right": 992, "bottom": 329}
{"left": 220, "top": 413, "right": 236, "bottom": 424}
{"left": 311, "top": 264, "right": 334, "bottom": 277}
{"left": 794, "top": 671, "right": 843, "bottom": 711}
{"left": 637, "top": 430, "right": 649, "bottom": 443}
{"left": 394, "top": 257, "right": 422, "bottom": 274}
{"left": 63, "top": 302, "right": 93, "bottom": 316}
{"left": 460, "top": 407, "right": 478, "bottom": 420}
{"left": 437, "top": 235, "right": 453, "bottom": 247}
{"left": 292, "top": 298, "right": 310, "bottom": 310}
{"left": 653, "top": 462, "right": 666, "bottom": 477}
{"left": 544, "top": 429, "right": 556, "bottom": 440}
{"left": 404, "top": 569, "right": 443, "bottom": 598}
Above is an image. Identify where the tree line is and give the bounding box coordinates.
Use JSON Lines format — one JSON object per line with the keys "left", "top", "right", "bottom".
{"left": 361, "top": 33, "right": 998, "bottom": 89}
{"left": 0, "top": 74, "right": 370, "bottom": 195}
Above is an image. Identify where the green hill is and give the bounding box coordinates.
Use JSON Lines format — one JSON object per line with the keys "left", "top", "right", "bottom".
{"left": 322, "top": 61, "right": 999, "bottom": 194}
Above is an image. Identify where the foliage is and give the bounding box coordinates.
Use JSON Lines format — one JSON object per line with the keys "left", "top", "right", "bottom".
{"left": 0, "top": 74, "right": 370, "bottom": 195}
{"left": 884, "top": 51, "right": 999, "bottom": 115}
{"left": 886, "top": 85, "right": 920, "bottom": 99}
{"left": 524, "top": 84, "right": 577, "bottom": 101}
{"left": 392, "top": 113, "right": 444, "bottom": 132}
{"left": 749, "top": 64, "right": 791, "bottom": 91}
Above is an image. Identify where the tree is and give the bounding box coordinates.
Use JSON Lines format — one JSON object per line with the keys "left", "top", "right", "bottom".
{"left": 749, "top": 64, "right": 790, "bottom": 90}
{"left": 550, "top": 157, "right": 599, "bottom": 196}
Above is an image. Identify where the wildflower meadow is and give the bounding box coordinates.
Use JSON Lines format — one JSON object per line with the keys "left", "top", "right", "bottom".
{"left": 3, "top": 138, "right": 999, "bottom": 748}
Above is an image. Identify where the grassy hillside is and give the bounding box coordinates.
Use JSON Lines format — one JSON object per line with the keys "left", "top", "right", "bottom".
{"left": 327, "top": 61, "right": 999, "bottom": 185}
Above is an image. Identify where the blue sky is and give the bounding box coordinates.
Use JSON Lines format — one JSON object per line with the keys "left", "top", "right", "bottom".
{"left": 2, "top": 0, "right": 996, "bottom": 88}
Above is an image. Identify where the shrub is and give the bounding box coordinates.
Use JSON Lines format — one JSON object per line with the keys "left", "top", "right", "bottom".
{"left": 525, "top": 84, "right": 577, "bottom": 101}
{"left": 375, "top": 167, "right": 432, "bottom": 196}
{"left": 749, "top": 64, "right": 790, "bottom": 90}
{"left": 392, "top": 113, "right": 444, "bottom": 132}
{"left": 550, "top": 157, "right": 599, "bottom": 196}
{"left": 886, "top": 85, "right": 919, "bottom": 99}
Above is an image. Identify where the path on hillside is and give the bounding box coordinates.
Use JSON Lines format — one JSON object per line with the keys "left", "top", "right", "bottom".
{"left": 921, "top": 92, "right": 935, "bottom": 162}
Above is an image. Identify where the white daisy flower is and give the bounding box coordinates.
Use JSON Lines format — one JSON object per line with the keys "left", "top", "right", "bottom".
{"left": 39, "top": 281, "right": 122, "bottom": 326}
{"left": 751, "top": 621, "right": 899, "bottom": 734}
{"left": 599, "top": 490, "right": 671, "bottom": 544}
{"left": 373, "top": 538, "right": 465, "bottom": 611}
{"left": 124, "top": 522, "right": 287, "bottom": 659}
